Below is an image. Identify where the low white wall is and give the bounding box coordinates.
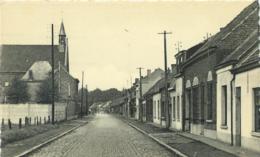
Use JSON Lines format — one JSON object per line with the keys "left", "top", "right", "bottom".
{"left": 0, "top": 103, "right": 66, "bottom": 124}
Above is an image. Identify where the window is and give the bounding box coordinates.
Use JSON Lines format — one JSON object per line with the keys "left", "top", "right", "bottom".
{"left": 207, "top": 82, "right": 213, "bottom": 120}
{"left": 254, "top": 88, "right": 260, "bottom": 132}
{"left": 177, "top": 96, "right": 180, "bottom": 121}
{"left": 173, "top": 97, "right": 176, "bottom": 121}
{"left": 158, "top": 100, "right": 160, "bottom": 119}
{"left": 153, "top": 101, "right": 155, "bottom": 118}
{"left": 221, "top": 85, "right": 227, "bottom": 126}
{"left": 4, "top": 82, "right": 9, "bottom": 87}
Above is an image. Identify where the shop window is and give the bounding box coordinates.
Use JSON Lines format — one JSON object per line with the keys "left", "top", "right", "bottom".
{"left": 254, "top": 88, "right": 260, "bottom": 132}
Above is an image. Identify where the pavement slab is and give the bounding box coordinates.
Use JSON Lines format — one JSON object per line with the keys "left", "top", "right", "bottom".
{"left": 124, "top": 117, "right": 237, "bottom": 157}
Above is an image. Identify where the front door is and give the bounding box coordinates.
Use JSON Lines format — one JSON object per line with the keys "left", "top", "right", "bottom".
{"left": 185, "top": 89, "right": 191, "bottom": 131}
{"left": 169, "top": 102, "right": 172, "bottom": 127}
{"left": 235, "top": 87, "right": 241, "bottom": 146}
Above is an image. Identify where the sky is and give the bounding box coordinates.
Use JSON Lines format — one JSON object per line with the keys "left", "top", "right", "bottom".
{"left": 0, "top": 0, "right": 253, "bottom": 90}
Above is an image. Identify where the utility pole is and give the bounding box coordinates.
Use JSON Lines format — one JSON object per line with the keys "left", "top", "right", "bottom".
{"left": 137, "top": 67, "right": 144, "bottom": 122}
{"left": 51, "top": 24, "right": 55, "bottom": 125}
{"left": 85, "top": 85, "right": 88, "bottom": 116}
{"left": 81, "top": 71, "right": 84, "bottom": 118}
{"left": 158, "top": 30, "right": 172, "bottom": 129}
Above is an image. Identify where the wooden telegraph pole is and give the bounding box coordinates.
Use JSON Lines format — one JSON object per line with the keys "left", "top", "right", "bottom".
{"left": 137, "top": 67, "right": 144, "bottom": 122}
{"left": 51, "top": 24, "right": 55, "bottom": 125}
{"left": 158, "top": 31, "right": 172, "bottom": 129}
{"left": 81, "top": 71, "right": 84, "bottom": 118}
{"left": 85, "top": 85, "right": 88, "bottom": 116}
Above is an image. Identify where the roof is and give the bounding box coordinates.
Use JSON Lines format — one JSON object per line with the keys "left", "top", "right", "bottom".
{"left": 0, "top": 45, "right": 65, "bottom": 72}
{"left": 186, "top": 1, "right": 258, "bottom": 64}
{"left": 144, "top": 74, "right": 175, "bottom": 97}
{"left": 231, "top": 41, "right": 259, "bottom": 73}
{"left": 110, "top": 97, "right": 125, "bottom": 107}
{"left": 216, "top": 29, "right": 258, "bottom": 69}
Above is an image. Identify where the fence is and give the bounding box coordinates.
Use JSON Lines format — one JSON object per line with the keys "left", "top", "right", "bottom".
{"left": 0, "top": 103, "right": 67, "bottom": 125}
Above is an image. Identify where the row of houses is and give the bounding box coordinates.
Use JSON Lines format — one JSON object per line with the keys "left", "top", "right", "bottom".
{"left": 0, "top": 22, "right": 82, "bottom": 119}
{"left": 110, "top": 1, "right": 260, "bottom": 153}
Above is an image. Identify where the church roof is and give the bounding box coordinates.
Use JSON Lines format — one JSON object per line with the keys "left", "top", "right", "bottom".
{"left": 60, "top": 21, "right": 66, "bottom": 36}
{"left": 0, "top": 45, "right": 65, "bottom": 72}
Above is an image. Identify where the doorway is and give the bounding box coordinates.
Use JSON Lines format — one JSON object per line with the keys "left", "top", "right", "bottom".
{"left": 235, "top": 87, "right": 241, "bottom": 146}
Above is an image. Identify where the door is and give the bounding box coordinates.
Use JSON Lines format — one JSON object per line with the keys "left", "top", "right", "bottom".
{"left": 235, "top": 87, "right": 241, "bottom": 146}
{"left": 185, "top": 89, "right": 191, "bottom": 131}
{"left": 169, "top": 100, "right": 172, "bottom": 127}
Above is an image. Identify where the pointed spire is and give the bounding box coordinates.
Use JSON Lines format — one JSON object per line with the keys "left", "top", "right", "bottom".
{"left": 59, "top": 21, "right": 66, "bottom": 36}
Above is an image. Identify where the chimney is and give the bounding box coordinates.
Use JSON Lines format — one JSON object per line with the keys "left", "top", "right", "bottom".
{"left": 147, "top": 69, "right": 151, "bottom": 76}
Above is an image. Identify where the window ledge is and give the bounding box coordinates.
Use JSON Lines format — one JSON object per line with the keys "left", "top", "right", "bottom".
{"left": 220, "top": 125, "right": 228, "bottom": 129}
{"left": 206, "top": 119, "right": 213, "bottom": 123}
{"left": 251, "top": 132, "right": 260, "bottom": 137}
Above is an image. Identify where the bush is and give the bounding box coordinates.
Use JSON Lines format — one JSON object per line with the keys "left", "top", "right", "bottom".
{"left": 6, "top": 77, "right": 29, "bottom": 103}
{"left": 37, "top": 77, "right": 59, "bottom": 103}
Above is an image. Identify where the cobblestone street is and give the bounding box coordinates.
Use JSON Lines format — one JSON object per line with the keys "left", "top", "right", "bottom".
{"left": 29, "top": 114, "right": 174, "bottom": 157}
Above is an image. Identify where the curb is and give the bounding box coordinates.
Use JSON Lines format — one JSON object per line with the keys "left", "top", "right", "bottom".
{"left": 13, "top": 121, "right": 88, "bottom": 157}
{"left": 125, "top": 121, "right": 188, "bottom": 157}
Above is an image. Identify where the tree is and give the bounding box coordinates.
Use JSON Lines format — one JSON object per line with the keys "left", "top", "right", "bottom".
{"left": 6, "top": 77, "right": 29, "bottom": 103}
{"left": 87, "top": 88, "right": 123, "bottom": 104}
{"left": 37, "top": 77, "right": 59, "bottom": 103}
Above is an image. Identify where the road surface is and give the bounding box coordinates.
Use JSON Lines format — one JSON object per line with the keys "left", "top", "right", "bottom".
{"left": 30, "top": 114, "right": 174, "bottom": 157}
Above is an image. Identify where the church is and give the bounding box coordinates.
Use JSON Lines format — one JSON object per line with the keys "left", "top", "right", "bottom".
{"left": 0, "top": 22, "right": 79, "bottom": 116}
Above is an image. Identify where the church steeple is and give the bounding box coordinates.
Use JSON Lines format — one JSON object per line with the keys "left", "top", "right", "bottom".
{"left": 59, "top": 21, "right": 66, "bottom": 36}
{"left": 59, "top": 21, "right": 66, "bottom": 53}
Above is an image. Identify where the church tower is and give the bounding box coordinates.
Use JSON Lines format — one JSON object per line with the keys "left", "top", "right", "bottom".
{"left": 59, "top": 21, "right": 66, "bottom": 53}
{"left": 59, "top": 21, "right": 69, "bottom": 72}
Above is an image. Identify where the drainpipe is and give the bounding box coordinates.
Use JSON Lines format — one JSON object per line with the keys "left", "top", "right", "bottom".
{"left": 230, "top": 73, "right": 235, "bottom": 146}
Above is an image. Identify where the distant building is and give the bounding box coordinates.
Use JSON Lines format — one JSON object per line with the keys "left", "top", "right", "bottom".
{"left": 135, "top": 68, "right": 164, "bottom": 120}
{"left": 0, "top": 22, "right": 79, "bottom": 117}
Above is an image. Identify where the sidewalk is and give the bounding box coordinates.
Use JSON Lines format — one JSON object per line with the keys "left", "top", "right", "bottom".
{"left": 1, "top": 116, "right": 92, "bottom": 157}
{"left": 122, "top": 117, "right": 260, "bottom": 157}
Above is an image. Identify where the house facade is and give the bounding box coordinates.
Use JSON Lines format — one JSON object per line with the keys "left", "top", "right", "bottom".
{"left": 178, "top": 1, "right": 258, "bottom": 140}
{"left": 134, "top": 68, "right": 164, "bottom": 120}
{"left": 215, "top": 16, "right": 259, "bottom": 152}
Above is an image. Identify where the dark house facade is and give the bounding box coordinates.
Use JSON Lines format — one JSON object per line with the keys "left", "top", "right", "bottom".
{"left": 177, "top": 1, "right": 258, "bottom": 139}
